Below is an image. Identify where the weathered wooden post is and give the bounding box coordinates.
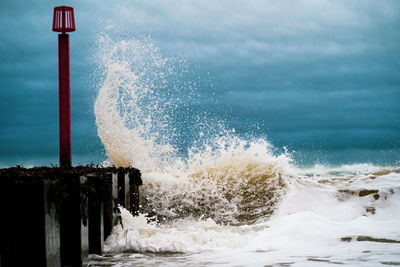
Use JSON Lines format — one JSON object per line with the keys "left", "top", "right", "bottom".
{"left": 59, "top": 175, "right": 88, "bottom": 267}
{"left": 87, "top": 173, "right": 104, "bottom": 255}
{"left": 52, "top": 6, "right": 76, "bottom": 168}
{"left": 0, "top": 173, "right": 60, "bottom": 267}
{"left": 129, "top": 169, "right": 143, "bottom": 215}
{"left": 116, "top": 168, "right": 143, "bottom": 215}
{"left": 43, "top": 180, "right": 61, "bottom": 266}
{"left": 103, "top": 171, "right": 118, "bottom": 240}
{"left": 117, "top": 168, "right": 130, "bottom": 208}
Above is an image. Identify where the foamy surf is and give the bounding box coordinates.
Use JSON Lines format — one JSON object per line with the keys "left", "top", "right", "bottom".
{"left": 92, "top": 36, "right": 400, "bottom": 266}
{"left": 97, "top": 167, "right": 400, "bottom": 266}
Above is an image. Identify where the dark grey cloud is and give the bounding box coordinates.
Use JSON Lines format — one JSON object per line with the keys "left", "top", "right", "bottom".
{"left": 0, "top": 0, "right": 399, "bottom": 165}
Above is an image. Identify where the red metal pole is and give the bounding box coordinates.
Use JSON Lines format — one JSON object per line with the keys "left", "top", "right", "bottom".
{"left": 58, "top": 33, "right": 71, "bottom": 167}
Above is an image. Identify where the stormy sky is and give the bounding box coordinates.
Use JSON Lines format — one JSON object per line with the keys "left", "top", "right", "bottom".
{"left": 0, "top": 0, "right": 399, "bottom": 166}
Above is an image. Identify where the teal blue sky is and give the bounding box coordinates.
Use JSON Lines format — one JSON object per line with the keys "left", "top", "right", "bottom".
{"left": 0, "top": 0, "right": 399, "bottom": 166}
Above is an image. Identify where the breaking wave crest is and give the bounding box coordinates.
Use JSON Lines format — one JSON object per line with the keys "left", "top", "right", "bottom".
{"left": 141, "top": 137, "right": 292, "bottom": 225}
{"left": 92, "top": 35, "right": 400, "bottom": 261}
{"left": 94, "top": 35, "right": 293, "bottom": 224}
{"left": 94, "top": 35, "right": 180, "bottom": 170}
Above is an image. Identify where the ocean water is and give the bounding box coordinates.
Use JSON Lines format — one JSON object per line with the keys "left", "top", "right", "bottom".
{"left": 90, "top": 36, "right": 400, "bottom": 266}
{"left": 88, "top": 166, "right": 400, "bottom": 267}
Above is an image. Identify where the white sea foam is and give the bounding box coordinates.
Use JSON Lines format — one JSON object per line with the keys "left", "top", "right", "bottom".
{"left": 102, "top": 169, "right": 400, "bottom": 267}
{"left": 94, "top": 36, "right": 400, "bottom": 266}
{"left": 94, "top": 35, "right": 293, "bottom": 224}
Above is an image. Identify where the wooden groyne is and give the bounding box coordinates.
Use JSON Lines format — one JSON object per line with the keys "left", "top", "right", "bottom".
{"left": 0, "top": 166, "right": 142, "bottom": 267}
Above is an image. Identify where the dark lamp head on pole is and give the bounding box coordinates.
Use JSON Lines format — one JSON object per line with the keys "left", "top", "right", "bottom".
{"left": 52, "top": 6, "right": 75, "bottom": 34}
